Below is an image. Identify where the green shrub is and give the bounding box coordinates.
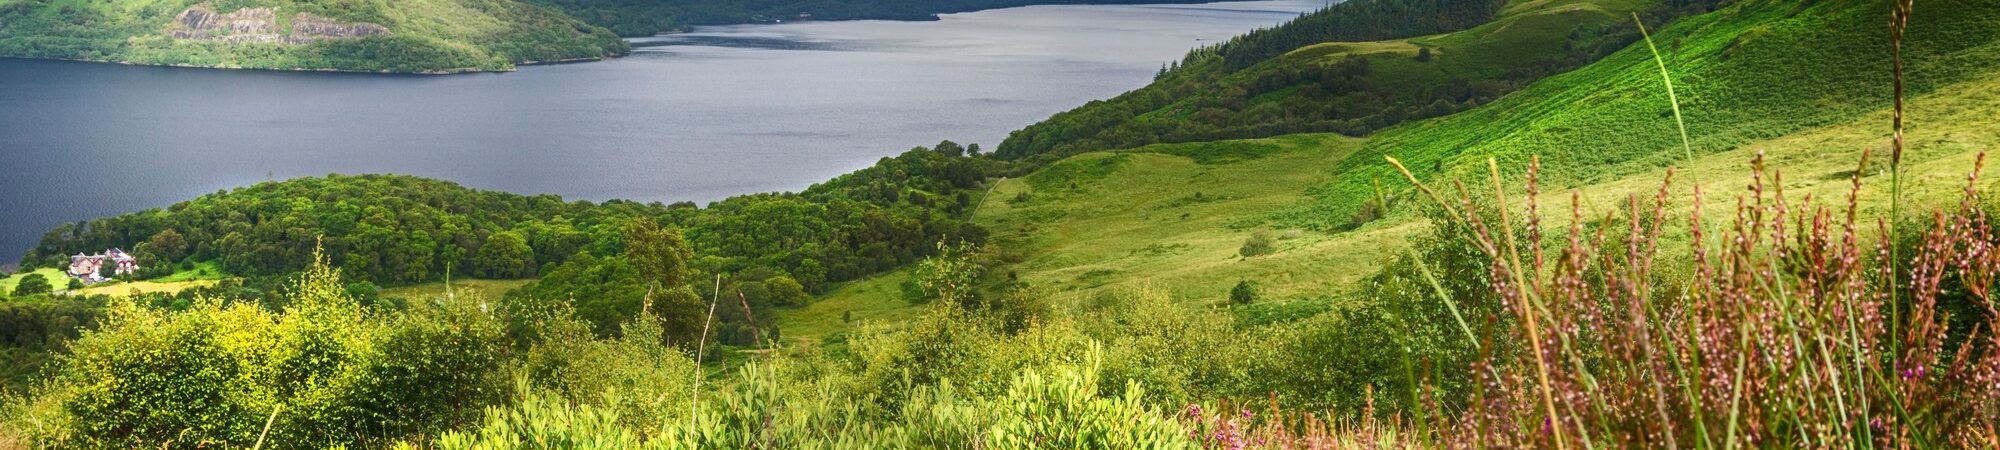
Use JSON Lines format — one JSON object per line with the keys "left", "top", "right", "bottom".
{"left": 1238, "top": 230, "right": 1276, "bottom": 257}
{"left": 38, "top": 251, "right": 510, "bottom": 449}
{"left": 1229, "top": 280, "right": 1258, "bottom": 305}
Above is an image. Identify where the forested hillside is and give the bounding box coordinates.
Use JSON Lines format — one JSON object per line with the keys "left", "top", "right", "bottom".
{"left": 23, "top": 143, "right": 1005, "bottom": 290}
{"left": 0, "top": 0, "right": 628, "bottom": 72}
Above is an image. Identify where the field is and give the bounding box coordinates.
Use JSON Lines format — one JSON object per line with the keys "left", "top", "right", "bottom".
{"left": 0, "top": 268, "right": 64, "bottom": 295}
{"left": 773, "top": 269, "right": 921, "bottom": 345}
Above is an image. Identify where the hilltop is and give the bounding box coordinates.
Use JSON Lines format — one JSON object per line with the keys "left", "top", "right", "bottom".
{"left": 0, "top": 0, "right": 629, "bottom": 73}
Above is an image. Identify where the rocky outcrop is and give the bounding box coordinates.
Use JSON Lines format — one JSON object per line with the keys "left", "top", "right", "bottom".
{"left": 167, "top": 5, "right": 388, "bottom": 45}
{"left": 287, "top": 13, "right": 389, "bottom": 44}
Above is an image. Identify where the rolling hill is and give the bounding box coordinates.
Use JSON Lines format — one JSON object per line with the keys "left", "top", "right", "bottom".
{"left": 779, "top": 0, "right": 2000, "bottom": 342}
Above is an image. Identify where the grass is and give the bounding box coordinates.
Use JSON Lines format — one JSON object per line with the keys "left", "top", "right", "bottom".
{"left": 54, "top": 261, "right": 234, "bottom": 297}
{"left": 1282, "top": 0, "right": 2000, "bottom": 229}
{"left": 150, "top": 261, "right": 228, "bottom": 283}
{"left": 772, "top": 269, "right": 923, "bottom": 345}
{"left": 69, "top": 279, "right": 222, "bottom": 297}
{"left": 974, "top": 134, "right": 1404, "bottom": 305}
{"left": 0, "top": 268, "right": 64, "bottom": 295}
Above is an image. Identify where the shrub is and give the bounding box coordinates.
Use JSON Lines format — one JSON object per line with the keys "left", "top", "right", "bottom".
{"left": 36, "top": 249, "right": 510, "bottom": 449}
{"left": 1238, "top": 231, "right": 1276, "bottom": 257}
{"left": 1229, "top": 280, "right": 1258, "bottom": 305}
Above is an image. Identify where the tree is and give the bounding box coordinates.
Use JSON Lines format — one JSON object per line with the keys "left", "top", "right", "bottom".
{"left": 1230, "top": 280, "right": 1259, "bottom": 305}
{"left": 622, "top": 219, "right": 693, "bottom": 289}
{"left": 139, "top": 229, "right": 188, "bottom": 263}
{"left": 13, "top": 274, "right": 51, "bottom": 296}
{"left": 68, "top": 278, "right": 84, "bottom": 291}
{"left": 766, "top": 276, "right": 808, "bottom": 307}
{"left": 476, "top": 231, "right": 535, "bottom": 278}
{"left": 1415, "top": 46, "right": 1433, "bottom": 62}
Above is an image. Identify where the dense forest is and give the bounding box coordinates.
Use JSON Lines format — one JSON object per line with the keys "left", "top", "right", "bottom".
{"left": 22, "top": 142, "right": 1000, "bottom": 286}
{"left": 19, "top": 142, "right": 1014, "bottom": 345}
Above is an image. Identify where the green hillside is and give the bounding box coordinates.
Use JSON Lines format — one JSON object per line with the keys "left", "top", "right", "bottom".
{"left": 1282, "top": 0, "right": 2000, "bottom": 230}
{"left": 993, "top": 0, "right": 1676, "bottom": 161}
{"left": 792, "top": 0, "right": 2000, "bottom": 336}
{"left": 0, "top": 0, "right": 628, "bottom": 72}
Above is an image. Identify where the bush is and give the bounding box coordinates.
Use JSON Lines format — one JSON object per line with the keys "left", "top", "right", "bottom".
{"left": 1238, "top": 231, "right": 1276, "bottom": 257}
{"left": 34, "top": 250, "right": 510, "bottom": 449}
{"left": 1229, "top": 280, "right": 1258, "bottom": 305}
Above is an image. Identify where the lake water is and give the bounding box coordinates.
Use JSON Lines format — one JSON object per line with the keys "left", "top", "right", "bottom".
{"left": 0, "top": 0, "right": 1320, "bottom": 269}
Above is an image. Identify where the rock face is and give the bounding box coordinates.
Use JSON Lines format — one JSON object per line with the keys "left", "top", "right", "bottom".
{"left": 287, "top": 13, "right": 389, "bottom": 43}
{"left": 168, "top": 5, "right": 388, "bottom": 44}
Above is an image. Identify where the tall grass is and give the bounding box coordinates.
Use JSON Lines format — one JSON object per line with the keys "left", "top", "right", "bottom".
{"left": 1374, "top": 148, "right": 2000, "bottom": 448}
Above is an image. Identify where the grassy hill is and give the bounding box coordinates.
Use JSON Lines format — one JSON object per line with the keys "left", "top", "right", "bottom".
{"left": 993, "top": 0, "right": 1672, "bottom": 161}
{"left": 778, "top": 0, "right": 2000, "bottom": 340}
{"left": 0, "top": 0, "right": 629, "bottom": 73}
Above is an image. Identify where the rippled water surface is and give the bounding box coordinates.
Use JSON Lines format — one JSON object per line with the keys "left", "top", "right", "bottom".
{"left": 0, "top": 0, "right": 1320, "bottom": 267}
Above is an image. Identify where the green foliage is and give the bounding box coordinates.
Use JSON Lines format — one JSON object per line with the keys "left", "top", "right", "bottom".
{"left": 622, "top": 219, "right": 695, "bottom": 289}
{"left": 1237, "top": 230, "right": 1275, "bottom": 257}
{"left": 430, "top": 343, "right": 1189, "bottom": 449}
{"left": 29, "top": 143, "right": 1007, "bottom": 291}
{"left": 1228, "top": 280, "right": 1257, "bottom": 305}
{"left": 0, "top": 296, "right": 99, "bottom": 392}
{"left": 763, "top": 276, "right": 808, "bottom": 308}
{"left": 911, "top": 241, "right": 985, "bottom": 308}
{"left": 27, "top": 251, "right": 509, "bottom": 448}
{"left": 475, "top": 231, "right": 536, "bottom": 279}
{"left": 0, "top": 0, "right": 628, "bottom": 72}
{"left": 11, "top": 273, "right": 50, "bottom": 296}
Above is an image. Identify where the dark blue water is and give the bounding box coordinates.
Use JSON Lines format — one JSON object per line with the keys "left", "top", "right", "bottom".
{"left": 0, "top": 0, "right": 1318, "bottom": 269}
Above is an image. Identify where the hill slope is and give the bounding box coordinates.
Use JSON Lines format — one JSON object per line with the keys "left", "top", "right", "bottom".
{"left": 777, "top": 0, "right": 2000, "bottom": 340}
{"left": 993, "top": 0, "right": 1676, "bottom": 161}
{"left": 0, "top": 0, "right": 629, "bottom": 72}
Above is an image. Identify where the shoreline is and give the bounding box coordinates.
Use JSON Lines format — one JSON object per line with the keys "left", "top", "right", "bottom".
{"left": 0, "top": 53, "right": 623, "bottom": 75}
